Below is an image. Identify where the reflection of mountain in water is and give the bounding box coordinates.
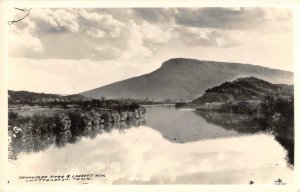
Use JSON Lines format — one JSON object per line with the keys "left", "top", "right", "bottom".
{"left": 10, "top": 119, "right": 146, "bottom": 159}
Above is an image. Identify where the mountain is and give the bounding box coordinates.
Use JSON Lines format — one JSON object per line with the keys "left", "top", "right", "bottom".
{"left": 80, "top": 58, "right": 293, "bottom": 100}
{"left": 192, "top": 77, "right": 293, "bottom": 104}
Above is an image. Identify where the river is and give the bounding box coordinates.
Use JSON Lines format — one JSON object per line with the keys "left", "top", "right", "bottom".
{"left": 8, "top": 106, "right": 293, "bottom": 184}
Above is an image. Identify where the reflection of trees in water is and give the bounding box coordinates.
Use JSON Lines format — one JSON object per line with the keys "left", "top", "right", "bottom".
{"left": 256, "top": 117, "right": 294, "bottom": 166}
{"left": 275, "top": 136, "right": 294, "bottom": 166}
{"left": 10, "top": 119, "right": 146, "bottom": 159}
{"left": 194, "top": 111, "right": 261, "bottom": 133}
{"left": 195, "top": 110, "right": 294, "bottom": 166}
{"left": 11, "top": 131, "right": 56, "bottom": 158}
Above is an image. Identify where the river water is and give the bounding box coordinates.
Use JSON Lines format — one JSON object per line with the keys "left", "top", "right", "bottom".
{"left": 8, "top": 106, "right": 293, "bottom": 184}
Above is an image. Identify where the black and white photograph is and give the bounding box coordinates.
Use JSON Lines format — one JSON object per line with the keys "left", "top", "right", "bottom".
{"left": 1, "top": 1, "right": 299, "bottom": 190}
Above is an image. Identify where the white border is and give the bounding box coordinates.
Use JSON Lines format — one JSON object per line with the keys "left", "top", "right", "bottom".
{"left": 1, "top": 1, "right": 299, "bottom": 192}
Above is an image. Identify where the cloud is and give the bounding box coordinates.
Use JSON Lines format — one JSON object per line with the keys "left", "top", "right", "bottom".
{"left": 95, "top": 45, "right": 121, "bottom": 60}
{"left": 141, "top": 21, "right": 172, "bottom": 44}
{"left": 86, "top": 28, "right": 106, "bottom": 38}
{"left": 9, "top": 8, "right": 292, "bottom": 60}
{"left": 8, "top": 9, "right": 128, "bottom": 60}
{"left": 174, "top": 8, "right": 291, "bottom": 31}
{"left": 133, "top": 8, "right": 174, "bottom": 23}
{"left": 28, "top": 9, "right": 126, "bottom": 38}
{"left": 79, "top": 9, "right": 126, "bottom": 38}
{"left": 8, "top": 24, "right": 44, "bottom": 57}
{"left": 30, "top": 9, "right": 79, "bottom": 33}
{"left": 172, "top": 27, "right": 241, "bottom": 48}
{"left": 120, "top": 21, "right": 153, "bottom": 60}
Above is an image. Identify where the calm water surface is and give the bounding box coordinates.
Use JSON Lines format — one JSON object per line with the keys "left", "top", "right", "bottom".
{"left": 9, "top": 106, "right": 293, "bottom": 184}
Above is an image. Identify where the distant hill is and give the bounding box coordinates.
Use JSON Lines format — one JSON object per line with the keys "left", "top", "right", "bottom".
{"left": 65, "top": 94, "right": 89, "bottom": 100}
{"left": 8, "top": 90, "right": 89, "bottom": 104}
{"left": 80, "top": 58, "right": 293, "bottom": 100}
{"left": 192, "top": 77, "right": 293, "bottom": 104}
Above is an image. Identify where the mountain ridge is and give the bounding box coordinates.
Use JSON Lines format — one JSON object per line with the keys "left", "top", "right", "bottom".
{"left": 80, "top": 58, "right": 293, "bottom": 100}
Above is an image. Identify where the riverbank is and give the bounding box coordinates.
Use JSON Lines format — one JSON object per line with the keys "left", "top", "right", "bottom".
{"left": 195, "top": 101, "right": 261, "bottom": 114}
{"left": 8, "top": 104, "right": 146, "bottom": 160}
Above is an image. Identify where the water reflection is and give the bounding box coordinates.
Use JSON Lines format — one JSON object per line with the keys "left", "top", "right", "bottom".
{"left": 11, "top": 106, "right": 293, "bottom": 166}
{"left": 144, "top": 106, "right": 250, "bottom": 143}
{"left": 9, "top": 126, "right": 293, "bottom": 184}
{"left": 9, "top": 106, "right": 294, "bottom": 184}
{"left": 274, "top": 136, "right": 294, "bottom": 166}
{"left": 194, "top": 110, "right": 294, "bottom": 166}
{"left": 194, "top": 110, "right": 261, "bottom": 133}
{"left": 10, "top": 119, "right": 146, "bottom": 159}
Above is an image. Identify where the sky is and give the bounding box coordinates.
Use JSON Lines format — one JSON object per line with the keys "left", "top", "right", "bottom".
{"left": 8, "top": 8, "right": 293, "bottom": 94}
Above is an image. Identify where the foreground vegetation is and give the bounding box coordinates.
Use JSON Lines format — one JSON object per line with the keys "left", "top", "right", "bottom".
{"left": 8, "top": 92, "right": 147, "bottom": 160}
{"left": 8, "top": 106, "right": 146, "bottom": 160}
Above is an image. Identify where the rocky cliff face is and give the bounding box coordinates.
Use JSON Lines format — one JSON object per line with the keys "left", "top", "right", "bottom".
{"left": 80, "top": 58, "right": 293, "bottom": 100}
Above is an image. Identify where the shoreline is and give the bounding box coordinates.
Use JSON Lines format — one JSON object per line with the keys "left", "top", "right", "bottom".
{"left": 142, "top": 104, "right": 176, "bottom": 107}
